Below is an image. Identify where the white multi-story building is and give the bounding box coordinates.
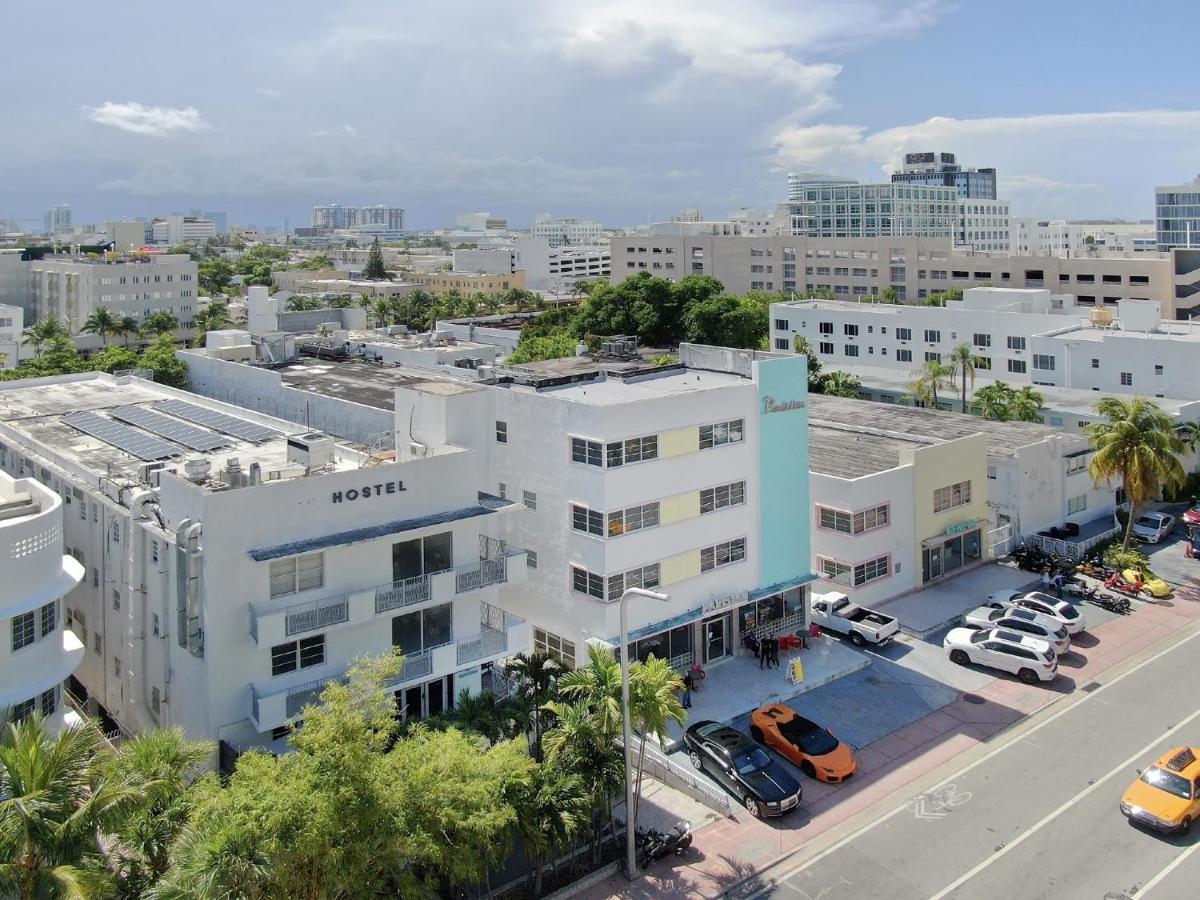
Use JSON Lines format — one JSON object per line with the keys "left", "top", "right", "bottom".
{"left": 530, "top": 215, "right": 606, "bottom": 248}
{"left": 0, "top": 303, "right": 24, "bottom": 369}
{"left": 151, "top": 216, "right": 217, "bottom": 245}
{"left": 311, "top": 204, "right": 358, "bottom": 229}
{"left": 891, "top": 152, "right": 997, "bottom": 200}
{"left": 780, "top": 181, "right": 959, "bottom": 239}
{"left": 44, "top": 204, "right": 72, "bottom": 236}
{"left": 26, "top": 253, "right": 199, "bottom": 347}
{"left": 958, "top": 199, "right": 1010, "bottom": 252}
{"left": 1155, "top": 179, "right": 1200, "bottom": 250}
{"left": 770, "top": 289, "right": 1200, "bottom": 401}
{"left": 452, "top": 237, "right": 610, "bottom": 290}
{"left": 0, "top": 469, "right": 85, "bottom": 730}
{"left": 356, "top": 205, "right": 406, "bottom": 230}
{"left": 728, "top": 208, "right": 777, "bottom": 236}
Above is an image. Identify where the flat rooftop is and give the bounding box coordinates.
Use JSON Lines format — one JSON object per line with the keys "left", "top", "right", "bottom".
{"left": 808, "top": 424, "right": 929, "bottom": 478}
{"left": 337, "top": 330, "right": 494, "bottom": 352}
{"left": 0, "top": 375, "right": 364, "bottom": 489}
{"left": 277, "top": 359, "right": 464, "bottom": 411}
{"left": 1055, "top": 322, "right": 1200, "bottom": 343}
{"left": 532, "top": 365, "right": 747, "bottom": 406}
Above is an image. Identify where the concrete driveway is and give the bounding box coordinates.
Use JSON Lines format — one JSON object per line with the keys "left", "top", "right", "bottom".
{"left": 869, "top": 563, "right": 1037, "bottom": 638}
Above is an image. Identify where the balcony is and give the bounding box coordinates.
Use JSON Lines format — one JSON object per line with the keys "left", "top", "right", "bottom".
{"left": 247, "top": 605, "right": 529, "bottom": 732}
{"left": 248, "top": 546, "right": 527, "bottom": 646}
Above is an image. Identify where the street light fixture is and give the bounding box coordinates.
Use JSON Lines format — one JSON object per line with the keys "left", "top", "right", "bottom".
{"left": 619, "top": 586, "right": 670, "bottom": 881}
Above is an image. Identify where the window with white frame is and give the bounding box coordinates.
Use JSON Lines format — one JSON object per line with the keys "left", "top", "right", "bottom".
{"left": 495, "top": 420, "right": 508, "bottom": 443}
{"left": 699, "top": 419, "right": 744, "bottom": 450}
{"left": 1007, "top": 359, "right": 1027, "bottom": 374}
{"left": 607, "top": 563, "right": 661, "bottom": 600}
{"left": 818, "top": 504, "right": 889, "bottom": 535}
{"left": 973, "top": 333, "right": 991, "bottom": 348}
{"left": 924, "top": 329, "right": 941, "bottom": 343}
{"left": 570, "top": 437, "right": 603, "bottom": 466}
{"left": 1033, "top": 354, "right": 1055, "bottom": 371}
{"left": 819, "top": 557, "right": 852, "bottom": 585}
{"left": 1067, "top": 495, "right": 1088, "bottom": 515}
{"left": 271, "top": 634, "right": 326, "bottom": 676}
{"left": 607, "top": 434, "right": 658, "bottom": 467}
{"left": 896, "top": 327, "right": 912, "bottom": 341}
{"left": 607, "top": 502, "right": 660, "bottom": 536}
{"left": 701, "top": 538, "right": 746, "bottom": 572}
{"left": 571, "top": 504, "right": 604, "bottom": 536}
{"left": 1006, "top": 335, "right": 1026, "bottom": 350}
{"left": 1066, "top": 455, "right": 1089, "bottom": 475}
{"left": 269, "top": 553, "right": 324, "bottom": 598}
{"left": 933, "top": 480, "right": 971, "bottom": 513}
{"left": 533, "top": 627, "right": 576, "bottom": 669}
{"left": 897, "top": 349, "right": 913, "bottom": 362}
{"left": 523, "top": 490, "right": 536, "bottom": 510}
{"left": 700, "top": 481, "right": 745, "bottom": 513}
{"left": 853, "top": 555, "right": 890, "bottom": 586}
{"left": 819, "top": 341, "right": 834, "bottom": 355}
{"left": 571, "top": 566, "right": 606, "bottom": 599}
{"left": 1120, "top": 372, "right": 1133, "bottom": 386}
{"left": 819, "top": 322, "right": 833, "bottom": 335}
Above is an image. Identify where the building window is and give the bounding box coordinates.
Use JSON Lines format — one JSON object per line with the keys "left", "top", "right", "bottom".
{"left": 498, "top": 482, "right": 507, "bottom": 499}
{"left": 701, "top": 538, "right": 746, "bottom": 572}
{"left": 571, "top": 504, "right": 604, "bottom": 536}
{"left": 571, "top": 566, "right": 606, "bottom": 600}
{"left": 271, "top": 634, "right": 326, "bottom": 676}
{"left": 1120, "top": 372, "right": 1133, "bottom": 386}
{"left": 819, "top": 557, "right": 852, "bottom": 585}
{"left": 896, "top": 327, "right": 912, "bottom": 341}
{"left": 774, "top": 338, "right": 789, "bottom": 350}
{"left": 1007, "top": 359, "right": 1027, "bottom": 374}
{"left": 1155, "top": 365, "right": 1164, "bottom": 375}
{"left": 1006, "top": 336, "right": 1026, "bottom": 351}
{"left": 1033, "top": 354, "right": 1055, "bottom": 371}
{"left": 844, "top": 324, "right": 858, "bottom": 336}
{"left": 12, "top": 611, "right": 35, "bottom": 651}
{"left": 607, "top": 434, "right": 658, "bottom": 467}
{"left": 607, "top": 563, "right": 661, "bottom": 600}
{"left": 987, "top": 465, "right": 997, "bottom": 480}
{"left": 40, "top": 600, "right": 57, "bottom": 637}
{"left": 526, "top": 550, "right": 538, "bottom": 569}
{"left": 699, "top": 419, "right": 744, "bottom": 450}
{"left": 819, "top": 341, "right": 834, "bottom": 355}
{"left": 269, "top": 552, "right": 324, "bottom": 598}
{"left": 151, "top": 686, "right": 161, "bottom": 715}
{"left": 9, "top": 698, "right": 35, "bottom": 723}
{"left": 846, "top": 345, "right": 860, "bottom": 357}
{"left": 608, "top": 502, "right": 660, "bottom": 536}
{"left": 924, "top": 329, "right": 941, "bottom": 343}
{"left": 570, "top": 437, "right": 603, "bottom": 467}
{"left": 40, "top": 687, "right": 57, "bottom": 718}
{"left": 924, "top": 351, "right": 940, "bottom": 362}
{"left": 533, "top": 627, "right": 576, "bottom": 670}
{"left": 819, "top": 322, "right": 833, "bottom": 335}
{"left": 152, "top": 613, "right": 160, "bottom": 637}
{"left": 897, "top": 349, "right": 913, "bottom": 362}
{"left": 853, "top": 555, "right": 890, "bottom": 586}
{"left": 933, "top": 480, "right": 972, "bottom": 513}
{"left": 1067, "top": 495, "right": 1088, "bottom": 515}
{"left": 495, "top": 421, "right": 507, "bottom": 443}
{"left": 1091, "top": 358, "right": 1099, "bottom": 369}
{"left": 973, "top": 333, "right": 991, "bottom": 348}
{"left": 114, "top": 657, "right": 122, "bottom": 678}
{"left": 94, "top": 633, "right": 103, "bottom": 655}
{"left": 774, "top": 318, "right": 789, "bottom": 331}
{"left": 818, "top": 503, "right": 890, "bottom": 535}
{"left": 700, "top": 481, "right": 746, "bottom": 514}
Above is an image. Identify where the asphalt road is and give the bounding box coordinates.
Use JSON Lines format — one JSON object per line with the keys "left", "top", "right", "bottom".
{"left": 751, "top": 626, "right": 1200, "bottom": 900}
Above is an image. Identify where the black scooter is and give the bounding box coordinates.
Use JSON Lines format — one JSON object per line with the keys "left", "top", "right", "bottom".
{"left": 636, "top": 821, "right": 693, "bottom": 867}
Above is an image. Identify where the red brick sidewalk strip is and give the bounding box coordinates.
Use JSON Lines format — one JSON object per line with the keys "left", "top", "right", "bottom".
{"left": 579, "top": 595, "right": 1200, "bottom": 899}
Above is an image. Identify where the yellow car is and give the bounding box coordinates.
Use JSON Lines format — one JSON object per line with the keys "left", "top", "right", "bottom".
{"left": 1122, "top": 568, "right": 1171, "bottom": 599}
{"left": 1120, "top": 747, "right": 1200, "bottom": 833}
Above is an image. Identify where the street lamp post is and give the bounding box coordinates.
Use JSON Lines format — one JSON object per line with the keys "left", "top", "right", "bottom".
{"left": 618, "top": 586, "right": 670, "bottom": 881}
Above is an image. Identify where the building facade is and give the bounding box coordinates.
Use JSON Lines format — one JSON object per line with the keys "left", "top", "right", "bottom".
{"left": 151, "top": 216, "right": 217, "bottom": 245}
{"left": 781, "top": 182, "right": 959, "bottom": 239}
{"left": 0, "top": 469, "right": 85, "bottom": 730}
{"left": 0, "top": 303, "right": 23, "bottom": 369}
{"left": 891, "top": 152, "right": 998, "bottom": 200}
{"left": 44, "top": 204, "right": 72, "bottom": 236}
{"left": 530, "top": 215, "right": 605, "bottom": 248}
{"left": 1155, "top": 180, "right": 1200, "bottom": 250}
{"left": 958, "top": 199, "right": 1010, "bottom": 252}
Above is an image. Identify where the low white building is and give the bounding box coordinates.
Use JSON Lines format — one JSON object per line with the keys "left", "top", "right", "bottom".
{"left": 451, "top": 237, "right": 610, "bottom": 290}
{"left": 958, "top": 199, "right": 1010, "bottom": 252}
{"left": 0, "top": 469, "right": 85, "bottom": 730}
{"left": 531, "top": 215, "right": 606, "bottom": 248}
{"left": 151, "top": 216, "right": 217, "bottom": 245}
{"left": 0, "top": 303, "right": 23, "bottom": 369}
{"left": 770, "top": 289, "right": 1200, "bottom": 401}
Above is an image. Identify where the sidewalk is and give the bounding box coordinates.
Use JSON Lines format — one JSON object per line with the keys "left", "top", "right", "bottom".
{"left": 577, "top": 588, "right": 1200, "bottom": 899}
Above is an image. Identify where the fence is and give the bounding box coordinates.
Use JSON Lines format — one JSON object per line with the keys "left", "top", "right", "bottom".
{"left": 635, "top": 741, "right": 734, "bottom": 816}
{"left": 1024, "top": 525, "right": 1120, "bottom": 560}
{"left": 987, "top": 523, "right": 1014, "bottom": 557}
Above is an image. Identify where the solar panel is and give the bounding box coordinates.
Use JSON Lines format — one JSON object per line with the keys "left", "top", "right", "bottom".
{"left": 152, "top": 399, "right": 280, "bottom": 443}
{"left": 63, "top": 411, "right": 183, "bottom": 461}
{"left": 110, "top": 405, "right": 232, "bottom": 453}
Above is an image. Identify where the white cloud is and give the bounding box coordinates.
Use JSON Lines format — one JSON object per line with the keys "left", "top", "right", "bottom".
{"left": 256, "top": 87, "right": 282, "bottom": 99}
{"left": 84, "top": 101, "right": 210, "bottom": 137}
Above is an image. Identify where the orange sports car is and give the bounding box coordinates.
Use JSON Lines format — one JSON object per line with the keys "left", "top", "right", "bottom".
{"left": 749, "top": 704, "right": 857, "bottom": 782}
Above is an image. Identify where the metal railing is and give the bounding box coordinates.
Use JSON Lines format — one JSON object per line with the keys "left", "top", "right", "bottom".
{"left": 1024, "top": 524, "right": 1120, "bottom": 561}
{"left": 666, "top": 651, "right": 695, "bottom": 673}
{"left": 285, "top": 596, "right": 350, "bottom": 636}
{"left": 636, "top": 740, "right": 733, "bottom": 816}
{"left": 749, "top": 611, "right": 807, "bottom": 642}
{"left": 455, "top": 556, "right": 508, "bottom": 593}
{"left": 456, "top": 626, "right": 508, "bottom": 666}
{"left": 384, "top": 649, "right": 434, "bottom": 689}
{"left": 374, "top": 574, "right": 432, "bottom": 614}
{"left": 285, "top": 676, "right": 333, "bottom": 719}
{"left": 481, "top": 666, "right": 520, "bottom": 700}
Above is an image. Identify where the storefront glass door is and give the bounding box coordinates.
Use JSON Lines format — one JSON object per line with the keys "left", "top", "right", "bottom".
{"left": 704, "top": 614, "right": 731, "bottom": 663}
{"left": 923, "top": 544, "right": 943, "bottom": 581}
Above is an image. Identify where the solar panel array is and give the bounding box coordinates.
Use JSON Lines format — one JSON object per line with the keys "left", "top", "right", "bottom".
{"left": 152, "top": 399, "right": 280, "bottom": 443}
{"left": 63, "top": 411, "right": 183, "bottom": 461}
{"left": 110, "top": 405, "right": 232, "bottom": 453}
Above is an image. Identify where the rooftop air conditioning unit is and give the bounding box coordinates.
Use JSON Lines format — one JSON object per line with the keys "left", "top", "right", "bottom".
{"left": 139, "top": 461, "right": 166, "bottom": 484}
{"left": 184, "top": 458, "right": 211, "bottom": 483}
{"left": 287, "top": 433, "right": 335, "bottom": 470}
{"left": 476, "top": 365, "right": 495, "bottom": 380}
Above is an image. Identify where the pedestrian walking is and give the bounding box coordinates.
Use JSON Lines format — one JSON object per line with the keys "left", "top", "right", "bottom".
{"left": 768, "top": 637, "right": 780, "bottom": 669}
{"left": 1041, "top": 570, "right": 1051, "bottom": 592}
{"left": 680, "top": 672, "right": 693, "bottom": 709}
{"left": 758, "top": 637, "right": 767, "bottom": 669}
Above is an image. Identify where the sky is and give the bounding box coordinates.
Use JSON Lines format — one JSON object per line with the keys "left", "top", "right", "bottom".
{"left": 2, "top": 0, "right": 1198, "bottom": 230}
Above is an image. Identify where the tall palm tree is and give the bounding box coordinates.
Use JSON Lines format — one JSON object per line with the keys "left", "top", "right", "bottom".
{"left": 948, "top": 343, "right": 976, "bottom": 412}
{"left": 906, "top": 357, "right": 955, "bottom": 408}
{"left": 21, "top": 318, "right": 68, "bottom": 360}
{"left": 508, "top": 765, "right": 586, "bottom": 897}
{"left": 1086, "top": 396, "right": 1186, "bottom": 551}
{"left": 555, "top": 644, "right": 623, "bottom": 739}
{"left": 628, "top": 656, "right": 685, "bottom": 825}
{"left": 1175, "top": 420, "right": 1200, "bottom": 469}
{"left": 116, "top": 316, "right": 140, "bottom": 348}
{"left": 0, "top": 716, "right": 140, "bottom": 900}
{"left": 370, "top": 299, "right": 392, "bottom": 329}
{"left": 1010, "top": 386, "right": 1045, "bottom": 423}
{"left": 504, "top": 652, "right": 563, "bottom": 759}
{"left": 81, "top": 306, "right": 120, "bottom": 347}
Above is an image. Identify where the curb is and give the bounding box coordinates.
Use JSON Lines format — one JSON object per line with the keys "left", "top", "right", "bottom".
{"left": 552, "top": 861, "right": 620, "bottom": 899}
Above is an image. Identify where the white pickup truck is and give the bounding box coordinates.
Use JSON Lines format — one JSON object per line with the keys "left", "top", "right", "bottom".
{"left": 810, "top": 591, "right": 900, "bottom": 647}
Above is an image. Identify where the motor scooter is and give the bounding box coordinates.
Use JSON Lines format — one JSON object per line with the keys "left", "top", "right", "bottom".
{"left": 636, "top": 821, "right": 692, "bottom": 868}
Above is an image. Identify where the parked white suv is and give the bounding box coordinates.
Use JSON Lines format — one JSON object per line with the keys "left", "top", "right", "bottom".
{"left": 987, "top": 591, "right": 1086, "bottom": 635}
{"left": 944, "top": 627, "right": 1059, "bottom": 683}
{"left": 1131, "top": 512, "right": 1175, "bottom": 544}
{"left": 962, "top": 606, "right": 1070, "bottom": 653}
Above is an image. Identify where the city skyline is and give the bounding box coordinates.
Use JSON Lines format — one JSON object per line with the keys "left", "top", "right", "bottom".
{"left": 2, "top": 1, "right": 1198, "bottom": 229}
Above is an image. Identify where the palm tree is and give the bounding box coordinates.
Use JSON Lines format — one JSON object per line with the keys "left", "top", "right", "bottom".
{"left": 1174, "top": 420, "right": 1200, "bottom": 465}
{"left": 0, "top": 716, "right": 141, "bottom": 899}
{"left": 906, "top": 357, "right": 955, "bottom": 408}
{"left": 370, "top": 299, "right": 392, "bottom": 329}
{"left": 139, "top": 311, "right": 179, "bottom": 339}
{"left": 191, "top": 303, "right": 231, "bottom": 336}
{"left": 21, "top": 318, "right": 69, "bottom": 360}
{"left": 82, "top": 306, "right": 120, "bottom": 347}
{"left": 116, "top": 316, "right": 140, "bottom": 348}
{"left": 1086, "top": 396, "right": 1186, "bottom": 551}
{"left": 1010, "top": 386, "right": 1045, "bottom": 423}
{"left": 507, "top": 765, "right": 586, "bottom": 897}
{"left": 948, "top": 343, "right": 976, "bottom": 412}
{"left": 818, "top": 370, "right": 862, "bottom": 398}
{"left": 971, "top": 382, "right": 1016, "bottom": 420}
{"left": 503, "top": 652, "right": 563, "bottom": 759}
{"left": 555, "top": 644, "right": 623, "bottom": 739}
{"left": 628, "top": 656, "right": 685, "bottom": 825}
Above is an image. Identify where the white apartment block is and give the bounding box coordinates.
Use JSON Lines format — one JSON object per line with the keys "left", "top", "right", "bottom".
{"left": 0, "top": 469, "right": 85, "bottom": 730}
{"left": 183, "top": 343, "right": 816, "bottom": 684}
{"left": 728, "top": 208, "right": 777, "bottom": 236}
{"left": 610, "top": 235, "right": 1197, "bottom": 317}
{"left": 770, "top": 289, "right": 1200, "bottom": 401}
{"left": 26, "top": 253, "right": 200, "bottom": 347}
{"left": 780, "top": 182, "right": 959, "bottom": 239}
{"left": 958, "top": 199, "right": 1010, "bottom": 252}
{"left": 356, "top": 205, "right": 406, "bottom": 230}
{"left": 0, "top": 303, "right": 22, "bottom": 369}
{"left": 453, "top": 237, "right": 610, "bottom": 290}
{"left": 151, "top": 216, "right": 216, "bottom": 245}
{"left": 807, "top": 395, "right": 1115, "bottom": 606}
{"left": 44, "top": 204, "right": 71, "bottom": 236}
{"left": 530, "top": 215, "right": 605, "bottom": 248}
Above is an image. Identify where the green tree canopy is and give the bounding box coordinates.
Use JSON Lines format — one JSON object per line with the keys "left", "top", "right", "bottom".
{"left": 139, "top": 334, "right": 188, "bottom": 389}
{"left": 197, "top": 258, "right": 233, "bottom": 296}
{"left": 363, "top": 237, "right": 389, "bottom": 280}
{"left": 682, "top": 293, "right": 767, "bottom": 349}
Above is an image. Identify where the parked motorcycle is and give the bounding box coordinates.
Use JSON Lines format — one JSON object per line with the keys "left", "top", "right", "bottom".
{"left": 635, "top": 821, "right": 692, "bottom": 867}
{"left": 1105, "top": 572, "right": 1145, "bottom": 598}
{"left": 1084, "top": 582, "right": 1132, "bottom": 614}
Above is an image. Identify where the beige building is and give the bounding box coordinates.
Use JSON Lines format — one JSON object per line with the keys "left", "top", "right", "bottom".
{"left": 610, "top": 235, "right": 1200, "bottom": 319}
{"left": 406, "top": 270, "right": 526, "bottom": 294}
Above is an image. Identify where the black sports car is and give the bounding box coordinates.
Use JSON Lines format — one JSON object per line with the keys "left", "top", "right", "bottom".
{"left": 684, "top": 720, "right": 802, "bottom": 817}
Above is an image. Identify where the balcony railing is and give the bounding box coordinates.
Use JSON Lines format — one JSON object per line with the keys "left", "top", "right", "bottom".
{"left": 374, "top": 553, "right": 513, "bottom": 615}
{"left": 457, "top": 626, "right": 508, "bottom": 666}
{"left": 455, "top": 556, "right": 508, "bottom": 593}
{"left": 286, "top": 597, "right": 350, "bottom": 636}
{"left": 374, "top": 574, "right": 432, "bottom": 614}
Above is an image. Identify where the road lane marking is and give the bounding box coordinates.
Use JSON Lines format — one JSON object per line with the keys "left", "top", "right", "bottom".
{"left": 764, "top": 625, "right": 1200, "bottom": 896}
{"left": 1138, "top": 839, "right": 1200, "bottom": 896}
{"left": 926, "top": 704, "right": 1200, "bottom": 899}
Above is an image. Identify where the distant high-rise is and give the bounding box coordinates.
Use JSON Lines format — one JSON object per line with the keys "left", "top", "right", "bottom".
{"left": 355, "top": 205, "right": 405, "bottom": 230}
{"left": 311, "top": 204, "right": 356, "bottom": 229}
{"left": 530, "top": 214, "right": 604, "bottom": 248}
{"left": 780, "top": 176, "right": 958, "bottom": 239}
{"left": 43, "top": 204, "right": 71, "bottom": 235}
{"left": 310, "top": 204, "right": 404, "bottom": 231}
{"left": 890, "top": 152, "right": 997, "bottom": 200}
{"left": 1155, "top": 178, "right": 1200, "bottom": 250}
{"left": 786, "top": 173, "right": 856, "bottom": 203}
